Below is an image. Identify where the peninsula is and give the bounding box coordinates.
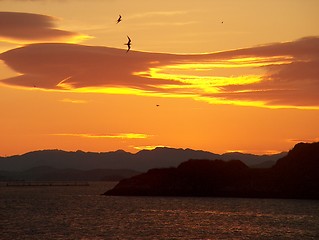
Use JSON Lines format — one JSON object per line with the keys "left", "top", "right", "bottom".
{"left": 104, "top": 142, "right": 319, "bottom": 199}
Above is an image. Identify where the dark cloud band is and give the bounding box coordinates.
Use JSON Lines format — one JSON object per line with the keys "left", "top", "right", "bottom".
{"left": 0, "top": 12, "right": 83, "bottom": 42}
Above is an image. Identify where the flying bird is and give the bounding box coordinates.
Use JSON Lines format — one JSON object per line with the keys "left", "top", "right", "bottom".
{"left": 125, "top": 36, "right": 131, "bottom": 52}
{"left": 156, "top": 104, "right": 160, "bottom": 107}
{"left": 117, "top": 15, "right": 122, "bottom": 24}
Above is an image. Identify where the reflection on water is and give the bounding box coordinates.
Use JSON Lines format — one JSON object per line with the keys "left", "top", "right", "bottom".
{"left": 1, "top": 182, "right": 319, "bottom": 239}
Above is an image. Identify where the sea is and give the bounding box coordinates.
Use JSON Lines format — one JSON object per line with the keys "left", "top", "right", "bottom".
{"left": 1, "top": 182, "right": 318, "bottom": 240}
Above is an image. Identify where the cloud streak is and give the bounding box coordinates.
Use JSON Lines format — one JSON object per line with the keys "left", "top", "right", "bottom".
{"left": 60, "top": 98, "right": 87, "bottom": 104}
{"left": 0, "top": 36, "right": 319, "bottom": 109}
{"left": 52, "top": 133, "right": 149, "bottom": 139}
{"left": 0, "top": 12, "right": 88, "bottom": 43}
{"left": 128, "top": 11, "right": 188, "bottom": 20}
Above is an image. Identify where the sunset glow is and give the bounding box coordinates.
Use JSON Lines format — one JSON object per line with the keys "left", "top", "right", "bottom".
{"left": 0, "top": 0, "right": 319, "bottom": 156}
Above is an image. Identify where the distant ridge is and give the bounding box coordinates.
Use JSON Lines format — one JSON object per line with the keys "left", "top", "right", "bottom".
{"left": 0, "top": 166, "right": 139, "bottom": 182}
{"left": 0, "top": 147, "right": 286, "bottom": 172}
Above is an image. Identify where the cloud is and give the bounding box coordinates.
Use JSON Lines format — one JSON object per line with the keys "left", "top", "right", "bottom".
{"left": 288, "top": 138, "right": 319, "bottom": 143}
{"left": 208, "top": 37, "right": 319, "bottom": 108}
{"left": 60, "top": 98, "right": 87, "bottom": 104}
{"left": 52, "top": 133, "right": 149, "bottom": 139}
{"left": 0, "top": 43, "right": 186, "bottom": 90}
{"left": 0, "top": 12, "right": 88, "bottom": 43}
{"left": 0, "top": 36, "right": 319, "bottom": 109}
{"left": 128, "top": 11, "right": 188, "bottom": 20}
{"left": 133, "top": 145, "right": 168, "bottom": 151}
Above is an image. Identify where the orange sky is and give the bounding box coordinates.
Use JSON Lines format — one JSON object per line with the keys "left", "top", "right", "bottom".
{"left": 0, "top": 0, "right": 319, "bottom": 156}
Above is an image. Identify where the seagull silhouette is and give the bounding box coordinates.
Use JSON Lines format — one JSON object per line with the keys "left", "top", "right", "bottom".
{"left": 117, "top": 15, "right": 122, "bottom": 24}
{"left": 124, "top": 36, "right": 131, "bottom": 52}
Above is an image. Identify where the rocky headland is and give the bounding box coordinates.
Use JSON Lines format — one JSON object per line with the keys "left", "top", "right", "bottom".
{"left": 104, "top": 142, "right": 319, "bottom": 199}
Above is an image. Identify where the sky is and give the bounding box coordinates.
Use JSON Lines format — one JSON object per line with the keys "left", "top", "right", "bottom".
{"left": 0, "top": 0, "right": 319, "bottom": 156}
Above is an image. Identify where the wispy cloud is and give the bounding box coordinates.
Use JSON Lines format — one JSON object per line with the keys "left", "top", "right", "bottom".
{"left": 130, "top": 21, "right": 198, "bottom": 28}
{"left": 60, "top": 98, "right": 87, "bottom": 104}
{"left": 133, "top": 145, "right": 168, "bottom": 151}
{"left": 287, "top": 138, "right": 319, "bottom": 143}
{"left": 0, "top": 11, "right": 89, "bottom": 43}
{"left": 226, "top": 149, "right": 283, "bottom": 155}
{"left": 128, "top": 11, "right": 188, "bottom": 20}
{"left": 1, "top": 36, "right": 319, "bottom": 109}
{"left": 126, "top": 11, "right": 198, "bottom": 28}
{"left": 52, "top": 133, "right": 149, "bottom": 139}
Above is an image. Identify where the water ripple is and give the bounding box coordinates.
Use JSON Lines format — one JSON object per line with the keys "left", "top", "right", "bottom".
{"left": 1, "top": 182, "right": 319, "bottom": 239}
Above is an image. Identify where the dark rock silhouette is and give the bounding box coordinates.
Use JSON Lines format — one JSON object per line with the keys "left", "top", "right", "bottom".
{"left": 271, "top": 142, "right": 319, "bottom": 198}
{"left": 104, "top": 142, "right": 319, "bottom": 199}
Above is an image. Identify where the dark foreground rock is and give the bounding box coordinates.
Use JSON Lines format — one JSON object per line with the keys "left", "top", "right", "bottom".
{"left": 104, "top": 142, "right": 319, "bottom": 199}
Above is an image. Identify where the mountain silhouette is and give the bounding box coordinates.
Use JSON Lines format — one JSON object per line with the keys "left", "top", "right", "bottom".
{"left": 104, "top": 142, "right": 319, "bottom": 199}
{"left": 0, "top": 147, "right": 286, "bottom": 172}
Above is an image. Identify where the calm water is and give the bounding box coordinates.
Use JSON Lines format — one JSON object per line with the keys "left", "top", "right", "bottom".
{"left": 1, "top": 182, "right": 318, "bottom": 240}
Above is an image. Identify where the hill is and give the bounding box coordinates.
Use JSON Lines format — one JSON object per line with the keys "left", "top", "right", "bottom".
{"left": 104, "top": 142, "right": 319, "bottom": 199}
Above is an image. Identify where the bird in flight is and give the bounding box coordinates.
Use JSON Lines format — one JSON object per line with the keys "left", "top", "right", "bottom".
{"left": 156, "top": 104, "right": 160, "bottom": 107}
{"left": 125, "top": 36, "right": 131, "bottom": 52}
{"left": 117, "top": 15, "right": 122, "bottom": 24}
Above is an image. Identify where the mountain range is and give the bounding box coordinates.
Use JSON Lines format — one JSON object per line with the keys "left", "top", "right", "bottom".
{"left": 0, "top": 147, "right": 286, "bottom": 172}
